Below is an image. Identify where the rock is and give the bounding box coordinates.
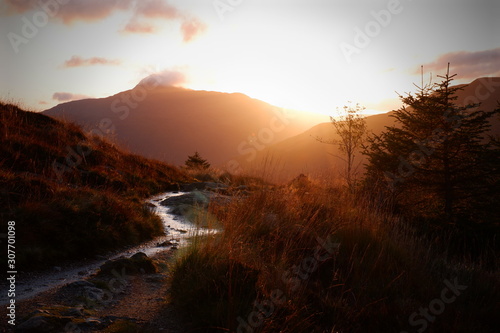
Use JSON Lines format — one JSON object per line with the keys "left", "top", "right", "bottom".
{"left": 160, "top": 190, "right": 232, "bottom": 217}
{"left": 158, "top": 240, "right": 174, "bottom": 247}
{"left": 64, "top": 280, "right": 96, "bottom": 289}
{"left": 17, "top": 315, "right": 55, "bottom": 332}
{"left": 17, "top": 312, "right": 72, "bottom": 333}
{"left": 60, "top": 306, "right": 85, "bottom": 317}
{"left": 98, "top": 252, "right": 156, "bottom": 276}
{"left": 130, "top": 252, "right": 148, "bottom": 261}
{"left": 85, "top": 317, "right": 103, "bottom": 326}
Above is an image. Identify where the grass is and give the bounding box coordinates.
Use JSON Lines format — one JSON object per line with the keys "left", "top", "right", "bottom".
{"left": 0, "top": 102, "right": 190, "bottom": 269}
{"left": 168, "top": 176, "right": 499, "bottom": 332}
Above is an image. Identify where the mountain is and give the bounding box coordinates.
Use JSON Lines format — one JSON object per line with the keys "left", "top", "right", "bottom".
{"left": 44, "top": 80, "right": 327, "bottom": 171}
{"left": 242, "top": 77, "right": 500, "bottom": 180}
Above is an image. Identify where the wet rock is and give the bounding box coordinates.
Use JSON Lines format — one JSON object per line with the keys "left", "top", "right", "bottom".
{"left": 98, "top": 252, "right": 156, "bottom": 276}
{"left": 160, "top": 190, "right": 232, "bottom": 217}
{"left": 179, "top": 182, "right": 228, "bottom": 192}
{"left": 161, "top": 191, "right": 211, "bottom": 207}
{"left": 158, "top": 240, "right": 176, "bottom": 247}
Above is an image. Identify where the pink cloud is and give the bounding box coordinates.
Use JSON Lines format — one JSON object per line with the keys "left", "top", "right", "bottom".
{"left": 134, "top": 0, "right": 178, "bottom": 19}
{"left": 4, "top": 0, "right": 207, "bottom": 42}
{"left": 122, "top": 21, "right": 156, "bottom": 34}
{"left": 52, "top": 92, "right": 91, "bottom": 102}
{"left": 181, "top": 18, "right": 207, "bottom": 43}
{"left": 62, "top": 56, "right": 121, "bottom": 68}
{"left": 4, "top": 0, "right": 133, "bottom": 24}
{"left": 418, "top": 48, "right": 500, "bottom": 79}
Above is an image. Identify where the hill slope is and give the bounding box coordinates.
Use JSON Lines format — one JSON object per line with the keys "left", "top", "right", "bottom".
{"left": 43, "top": 82, "right": 326, "bottom": 169}
{"left": 0, "top": 102, "right": 189, "bottom": 269}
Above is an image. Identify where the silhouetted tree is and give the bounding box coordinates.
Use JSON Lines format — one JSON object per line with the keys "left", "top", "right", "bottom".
{"left": 317, "top": 102, "right": 367, "bottom": 191}
{"left": 363, "top": 67, "right": 500, "bottom": 223}
{"left": 185, "top": 151, "right": 210, "bottom": 170}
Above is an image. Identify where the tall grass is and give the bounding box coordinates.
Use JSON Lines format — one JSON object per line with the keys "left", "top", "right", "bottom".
{"left": 169, "top": 176, "right": 499, "bottom": 332}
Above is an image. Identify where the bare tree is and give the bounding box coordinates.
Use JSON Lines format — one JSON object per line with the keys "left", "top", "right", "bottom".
{"left": 316, "top": 102, "right": 367, "bottom": 191}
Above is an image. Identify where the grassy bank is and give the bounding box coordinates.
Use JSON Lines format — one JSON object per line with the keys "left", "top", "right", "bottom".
{"left": 169, "top": 178, "right": 499, "bottom": 332}
{"left": 1, "top": 102, "right": 190, "bottom": 269}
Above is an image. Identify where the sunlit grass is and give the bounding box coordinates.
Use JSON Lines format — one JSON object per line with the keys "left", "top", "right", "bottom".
{"left": 168, "top": 174, "right": 499, "bottom": 332}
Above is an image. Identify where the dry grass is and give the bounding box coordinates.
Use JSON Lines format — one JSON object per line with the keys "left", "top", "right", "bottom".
{"left": 0, "top": 102, "right": 190, "bottom": 269}
{"left": 169, "top": 176, "right": 499, "bottom": 332}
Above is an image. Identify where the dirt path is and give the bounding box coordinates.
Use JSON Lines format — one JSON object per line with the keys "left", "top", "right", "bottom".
{"left": 4, "top": 250, "right": 185, "bottom": 333}
{"left": 92, "top": 251, "right": 183, "bottom": 333}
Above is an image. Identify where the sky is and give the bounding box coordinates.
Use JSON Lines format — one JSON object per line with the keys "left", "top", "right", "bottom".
{"left": 1, "top": 0, "right": 499, "bottom": 117}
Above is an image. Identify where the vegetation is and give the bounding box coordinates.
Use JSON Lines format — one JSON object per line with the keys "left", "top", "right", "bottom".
{"left": 362, "top": 71, "right": 500, "bottom": 261}
{"left": 0, "top": 102, "right": 190, "bottom": 269}
{"left": 185, "top": 151, "right": 211, "bottom": 170}
{"left": 168, "top": 73, "right": 499, "bottom": 332}
{"left": 2, "top": 71, "right": 498, "bottom": 332}
{"left": 169, "top": 178, "right": 499, "bottom": 332}
{"left": 316, "top": 102, "right": 367, "bottom": 191}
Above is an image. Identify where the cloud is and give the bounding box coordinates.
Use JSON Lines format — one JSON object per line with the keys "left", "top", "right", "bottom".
{"left": 134, "top": 0, "right": 178, "bottom": 19}
{"left": 418, "top": 48, "right": 500, "bottom": 79}
{"left": 62, "top": 56, "right": 121, "bottom": 68}
{"left": 4, "top": 0, "right": 133, "bottom": 24}
{"left": 122, "top": 21, "right": 156, "bottom": 34}
{"left": 136, "top": 70, "right": 186, "bottom": 88}
{"left": 52, "top": 92, "right": 91, "bottom": 102}
{"left": 181, "top": 18, "right": 207, "bottom": 43}
{"left": 4, "top": 0, "right": 206, "bottom": 42}
{"left": 121, "top": 0, "right": 206, "bottom": 41}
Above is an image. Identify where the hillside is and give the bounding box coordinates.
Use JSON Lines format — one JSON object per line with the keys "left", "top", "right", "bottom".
{"left": 43, "top": 81, "right": 327, "bottom": 169}
{"left": 0, "top": 102, "right": 190, "bottom": 269}
{"left": 244, "top": 77, "right": 500, "bottom": 179}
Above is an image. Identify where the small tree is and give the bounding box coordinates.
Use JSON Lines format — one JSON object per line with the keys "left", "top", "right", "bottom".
{"left": 317, "top": 102, "right": 367, "bottom": 191}
{"left": 363, "top": 67, "right": 499, "bottom": 223}
{"left": 185, "top": 151, "right": 210, "bottom": 170}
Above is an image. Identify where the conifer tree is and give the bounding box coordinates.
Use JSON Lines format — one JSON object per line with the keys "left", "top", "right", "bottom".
{"left": 363, "top": 67, "right": 499, "bottom": 222}
{"left": 185, "top": 151, "right": 210, "bottom": 170}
